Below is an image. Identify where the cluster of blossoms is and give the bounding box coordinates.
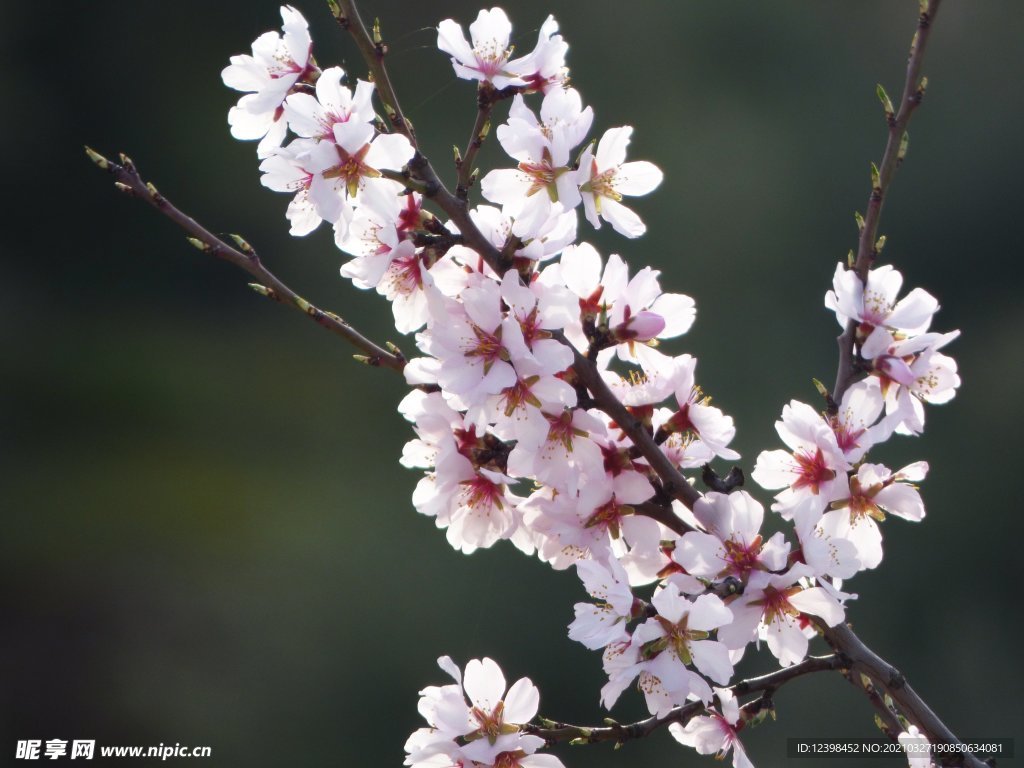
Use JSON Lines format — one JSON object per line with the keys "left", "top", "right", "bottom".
{"left": 222, "top": 7, "right": 960, "bottom": 768}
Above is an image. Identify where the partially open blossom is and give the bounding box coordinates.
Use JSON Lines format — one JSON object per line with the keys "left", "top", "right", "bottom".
{"left": 670, "top": 688, "right": 754, "bottom": 768}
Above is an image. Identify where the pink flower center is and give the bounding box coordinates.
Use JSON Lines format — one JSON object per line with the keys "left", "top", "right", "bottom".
{"left": 791, "top": 448, "right": 836, "bottom": 494}
{"left": 585, "top": 496, "right": 629, "bottom": 539}
{"left": 458, "top": 475, "right": 504, "bottom": 511}
{"left": 722, "top": 536, "right": 763, "bottom": 579}
{"left": 465, "top": 324, "right": 508, "bottom": 369}
{"left": 397, "top": 194, "right": 422, "bottom": 233}
{"left": 498, "top": 376, "right": 542, "bottom": 417}
{"left": 833, "top": 420, "right": 864, "bottom": 455}
{"left": 754, "top": 585, "right": 803, "bottom": 626}
{"left": 546, "top": 411, "right": 582, "bottom": 452}
{"left": 322, "top": 143, "right": 379, "bottom": 197}
{"left": 581, "top": 161, "right": 622, "bottom": 201}
{"left": 384, "top": 252, "right": 423, "bottom": 296}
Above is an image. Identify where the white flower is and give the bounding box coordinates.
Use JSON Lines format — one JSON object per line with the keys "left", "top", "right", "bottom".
{"left": 222, "top": 5, "right": 315, "bottom": 157}
{"left": 576, "top": 127, "right": 663, "bottom": 238}
{"left": 627, "top": 587, "right": 735, "bottom": 715}
{"left": 717, "top": 566, "right": 845, "bottom": 667}
{"left": 302, "top": 121, "right": 415, "bottom": 235}
{"left": 482, "top": 89, "right": 593, "bottom": 235}
{"left": 670, "top": 688, "right": 754, "bottom": 768}
{"left": 506, "top": 408, "right": 604, "bottom": 493}
{"left": 825, "top": 262, "right": 939, "bottom": 337}
{"left": 751, "top": 400, "right": 852, "bottom": 517}
{"left": 522, "top": 470, "right": 657, "bottom": 570}
{"left": 662, "top": 354, "right": 739, "bottom": 461}
{"left": 568, "top": 557, "right": 635, "bottom": 650}
{"left": 512, "top": 16, "right": 569, "bottom": 94}
{"left": 818, "top": 461, "right": 928, "bottom": 570}
{"left": 437, "top": 9, "right": 568, "bottom": 92}
{"left": 283, "top": 67, "right": 375, "bottom": 141}
{"left": 829, "top": 379, "right": 893, "bottom": 463}
{"left": 400, "top": 394, "right": 527, "bottom": 554}
{"left": 410, "top": 657, "right": 548, "bottom": 766}
{"left": 868, "top": 330, "right": 961, "bottom": 435}
{"left": 257, "top": 142, "right": 325, "bottom": 236}
{"left": 676, "top": 491, "right": 790, "bottom": 580}
{"left": 898, "top": 725, "right": 935, "bottom": 768}
{"left": 437, "top": 8, "right": 521, "bottom": 88}
{"left": 557, "top": 244, "right": 694, "bottom": 356}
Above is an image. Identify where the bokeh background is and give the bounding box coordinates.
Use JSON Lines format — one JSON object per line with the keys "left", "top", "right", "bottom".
{"left": 3, "top": 1, "right": 1023, "bottom": 766}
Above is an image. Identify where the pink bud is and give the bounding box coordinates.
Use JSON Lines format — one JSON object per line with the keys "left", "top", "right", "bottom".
{"left": 617, "top": 311, "right": 666, "bottom": 342}
{"left": 875, "top": 355, "right": 916, "bottom": 386}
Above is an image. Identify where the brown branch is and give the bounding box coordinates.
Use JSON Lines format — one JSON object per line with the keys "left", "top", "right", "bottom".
{"left": 631, "top": 502, "right": 693, "bottom": 536}
{"left": 85, "top": 148, "right": 405, "bottom": 372}
{"left": 524, "top": 654, "right": 842, "bottom": 746}
{"left": 568, "top": 342, "right": 704, "bottom": 511}
{"left": 838, "top": 667, "right": 905, "bottom": 741}
{"left": 831, "top": 0, "right": 941, "bottom": 410}
{"left": 823, "top": 623, "right": 988, "bottom": 768}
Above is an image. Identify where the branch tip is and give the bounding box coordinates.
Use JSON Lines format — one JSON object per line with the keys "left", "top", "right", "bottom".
{"left": 84, "top": 146, "right": 110, "bottom": 170}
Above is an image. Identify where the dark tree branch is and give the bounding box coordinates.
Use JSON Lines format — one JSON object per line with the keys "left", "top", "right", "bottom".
{"left": 567, "top": 341, "right": 704, "bottom": 511}
{"left": 85, "top": 148, "right": 405, "bottom": 372}
{"left": 631, "top": 501, "right": 693, "bottom": 536}
{"left": 823, "top": 623, "right": 987, "bottom": 768}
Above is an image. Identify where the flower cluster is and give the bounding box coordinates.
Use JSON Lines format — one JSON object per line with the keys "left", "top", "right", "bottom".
{"left": 751, "top": 262, "right": 958, "bottom": 578}
{"left": 220, "top": 7, "right": 961, "bottom": 768}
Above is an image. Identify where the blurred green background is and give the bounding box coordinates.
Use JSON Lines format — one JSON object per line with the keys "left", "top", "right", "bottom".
{"left": 3, "top": 1, "right": 1022, "bottom": 766}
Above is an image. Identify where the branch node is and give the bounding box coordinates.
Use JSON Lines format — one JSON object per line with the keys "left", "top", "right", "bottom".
{"left": 228, "top": 233, "right": 258, "bottom": 261}
{"left": 247, "top": 283, "right": 278, "bottom": 301}
{"left": 887, "top": 667, "right": 907, "bottom": 690}
{"left": 118, "top": 152, "right": 135, "bottom": 170}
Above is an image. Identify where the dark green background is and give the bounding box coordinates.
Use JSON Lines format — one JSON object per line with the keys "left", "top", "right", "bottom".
{"left": 4, "top": 2, "right": 1022, "bottom": 766}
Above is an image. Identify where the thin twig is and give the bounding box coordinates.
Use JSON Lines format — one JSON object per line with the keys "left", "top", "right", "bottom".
{"left": 329, "top": 0, "right": 413, "bottom": 140}
{"left": 831, "top": 0, "right": 941, "bottom": 409}
{"left": 457, "top": 85, "right": 497, "bottom": 197}
{"left": 85, "top": 148, "right": 405, "bottom": 372}
{"left": 821, "top": 5, "right": 987, "bottom": 764}
{"left": 524, "top": 655, "right": 842, "bottom": 746}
